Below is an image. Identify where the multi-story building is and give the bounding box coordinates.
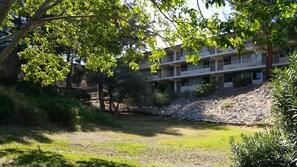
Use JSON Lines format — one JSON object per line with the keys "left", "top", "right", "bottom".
{"left": 139, "top": 42, "right": 297, "bottom": 93}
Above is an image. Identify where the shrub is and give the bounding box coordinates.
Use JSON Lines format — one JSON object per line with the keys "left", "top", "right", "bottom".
{"left": 230, "top": 53, "right": 297, "bottom": 167}
{"left": 15, "top": 81, "right": 42, "bottom": 96}
{"left": 220, "top": 99, "right": 233, "bottom": 109}
{"left": 69, "top": 90, "right": 91, "bottom": 101}
{"left": 196, "top": 81, "right": 216, "bottom": 97}
{"left": 0, "top": 94, "right": 15, "bottom": 124}
{"left": 152, "top": 91, "right": 171, "bottom": 107}
{"left": 233, "top": 77, "right": 252, "bottom": 87}
{"left": 36, "top": 96, "right": 80, "bottom": 127}
{"left": 231, "top": 130, "right": 296, "bottom": 167}
{"left": 157, "top": 82, "right": 168, "bottom": 92}
{"left": 78, "top": 106, "right": 121, "bottom": 127}
{"left": 273, "top": 52, "right": 297, "bottom": 138}
{"left": 17, "top": 106, "right": 44, "bottom": 126}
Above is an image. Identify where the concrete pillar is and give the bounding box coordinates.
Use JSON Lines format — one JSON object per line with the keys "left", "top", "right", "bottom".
{"left": 174, "top": 81, "right": 177, "bottom": 92}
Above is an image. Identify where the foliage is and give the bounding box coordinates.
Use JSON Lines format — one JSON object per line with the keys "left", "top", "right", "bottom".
{"left": 231, "top": 129, "right": 296, "bottom": 167}
{"left": 69, "top": 90, "right": 91, "bottom": 101}
{"left": 78, "top": 106, "right": 121, "bottom": 128}
{"left": 152, "top": 91, "right": 171, "bottom": 107}
{"left": 273, "top": 52, "right": 297, "bottom": 142}
{"left": 230, "top": 52, "right": 297, "bottom": 167}
{"left": 0, "top": 85, "right": 120, "bottom": 128}
{"left": 196, "top": 81, "right": 217, "bottom": 97}
{"left": 15, "top": 81, "right": 42, "bottom": 96}
{"left": 0, "top": 93, "right": 14, "bottom": 124}
{"left": 157, "top": 82, "right": 168, "bottom": 92}
{"left": 233, "top": 77, "right": 252, "bottom": 87}
{"left": 220, "top": 99, "right": 233, "bottom": 109}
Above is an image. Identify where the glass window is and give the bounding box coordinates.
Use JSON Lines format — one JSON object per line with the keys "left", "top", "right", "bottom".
{"left": 203, "top": 60, "right": 210, "bottom": 68}
{"left": 224, "top": 74, "right": 233, "bottom": 82}
{"left": 224, "top": 56, "right": 231, "bottom": 65}
{"left": 253, "top": 71, "right": 262, "bottom": 80}
{"left": 181, "top": 79, "right": 189, "bottom": 86}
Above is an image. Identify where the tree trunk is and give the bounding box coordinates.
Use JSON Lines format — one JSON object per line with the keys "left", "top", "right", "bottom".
{"left": 108, "top": 87, "right": 113, "bottom": 112}
{"left": 115, "top": 91, "right": 125, "bottom": 112}
{"left": 65, "top": 49, "right": 73, "bottom": 92}
{"left": 98, "top": 83, "right": 105, "bottom": 111}
{"left": 266, "top": 44, "right": 273, "bottom": 81}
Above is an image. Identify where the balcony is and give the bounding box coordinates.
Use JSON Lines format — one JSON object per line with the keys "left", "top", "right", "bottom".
{"left": 181, "top": 85, "right": 197, "bottom": 92}
{"left": 147, "top": 74, "right": 158, "bottom": 80}
{"left": 222, "top": 59, "right": 263, "bottom": 70}
{"left": 163, "top": 70, "right": 174, "bottom": 78}
{"left": 181, "top": 66, "right": 210, "bottom": 76}
{"left": 161, "top": 55, "right": 174, "bottom": 64}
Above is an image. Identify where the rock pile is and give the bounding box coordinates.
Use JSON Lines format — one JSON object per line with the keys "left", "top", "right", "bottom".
{"left": 143, "top": 83, "right": 273, "bottom": 125}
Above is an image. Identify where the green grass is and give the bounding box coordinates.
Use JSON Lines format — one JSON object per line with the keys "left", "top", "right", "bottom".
{"left": 0, "top": 115, "right": 261, "bottom": 166}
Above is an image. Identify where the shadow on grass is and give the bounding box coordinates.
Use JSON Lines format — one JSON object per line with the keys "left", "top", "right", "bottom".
{"left": 0, "top": 148, "right": 133, "bottom": 167}
{"left": 0, "top": 149, "right": 72, "bottom": 166}
{"left": 0, "top": 127, "right": 52, "bottom": 144}
{"left": 82, "top": 113, "right": 230, "bottom": 137}
{"left": 77, "top": 158, "right": 133, "bottom": 167}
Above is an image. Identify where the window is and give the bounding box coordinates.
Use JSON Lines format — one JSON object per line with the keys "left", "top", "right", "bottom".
{"left": 224, "top": 57, "right": 231, "bottom": 65}
{"left": 203, "top": 60, "right": 210, "bottom": 68}
{"left": 203, "top": 76, "right": 210, "bottom": 83}
{"left": 224, "top": 74, "right": 233, "bottom": 82}
{"left": 181, "top": 79, "right": 189, "bottom": 86}
{"left": 253, "top": 71, "right": 262, "bottom": 80}
{"left": 279, "top": 48, "right": 290, "bottom": 57}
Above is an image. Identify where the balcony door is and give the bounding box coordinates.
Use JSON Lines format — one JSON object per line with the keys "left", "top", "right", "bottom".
{"left": 217, "top": 59, "right": 223, "bottom": 71}
{"left": 210, "top": 60, "right": 215, "bottom": 71}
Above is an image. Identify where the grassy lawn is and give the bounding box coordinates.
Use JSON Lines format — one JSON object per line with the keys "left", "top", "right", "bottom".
{"left": 0, "top": 113, "right": 260, "bottom": 167}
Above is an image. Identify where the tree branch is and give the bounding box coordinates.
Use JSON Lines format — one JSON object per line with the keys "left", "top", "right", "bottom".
{"left": 0, "top": 0, "right": 59, "bottom": 64}
{"left": 0, "top": 0, "right": 14, "bottom": 26}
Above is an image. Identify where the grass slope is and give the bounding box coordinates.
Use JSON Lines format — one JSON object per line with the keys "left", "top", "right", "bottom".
{"left": 0, "top": 114, "right": 260, "bottom": 167}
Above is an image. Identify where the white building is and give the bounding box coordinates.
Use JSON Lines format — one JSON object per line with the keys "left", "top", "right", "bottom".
{"left": 139, "top": 43, "right": 297, "bottom": 93}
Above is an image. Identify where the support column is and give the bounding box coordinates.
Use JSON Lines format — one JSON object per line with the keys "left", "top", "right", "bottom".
{"left": 174, "top": 81, "right": 177, "bottom": 92}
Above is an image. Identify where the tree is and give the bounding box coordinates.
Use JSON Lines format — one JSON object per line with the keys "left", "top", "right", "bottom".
{"left": 170, "top": 0, "right": 297, "bottom": 80}
{"left": 0, "top": 0, "right": 174, "bottom": 86}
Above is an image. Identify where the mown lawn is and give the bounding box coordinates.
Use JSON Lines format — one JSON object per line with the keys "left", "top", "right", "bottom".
{"left": 0, "top": 113, "right": 261, "bottom": 167}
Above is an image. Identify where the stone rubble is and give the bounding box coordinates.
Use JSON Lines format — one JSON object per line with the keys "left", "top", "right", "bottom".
{"left": 142, "top": 83, "right": 273, "bottom": 125}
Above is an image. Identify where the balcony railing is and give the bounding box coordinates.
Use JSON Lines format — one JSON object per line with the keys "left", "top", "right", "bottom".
{"left": 163, "top": 70, "right": 174, "bottom": 78}
{"left": 181, "top": 85, "right": 197, "bottom": 92}
{"left": 161, "top": 55, "right": 174, "bottom": 63}
{"left": 181, "top": 66, "right": 210, "bottom": 76}
{"left": 222, "top": 59, "right": 263, "bottom": 70}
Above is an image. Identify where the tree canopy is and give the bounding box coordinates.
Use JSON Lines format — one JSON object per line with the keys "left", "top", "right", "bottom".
{"left": 1, "top": 0, "right": 297, "bottom": 85}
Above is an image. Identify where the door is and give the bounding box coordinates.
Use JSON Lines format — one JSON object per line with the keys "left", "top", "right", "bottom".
{"left": 210, "top": 60, "right": 215, "bottom": 71}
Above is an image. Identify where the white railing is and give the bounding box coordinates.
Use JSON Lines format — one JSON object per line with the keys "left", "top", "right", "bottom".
{"left": 148, "top": 75, "right": 158, "bottom": 80}
{"left": 181, "top": 67, "right": 210, "bottom": 76}
{"left": 222, "top": 59, "right": 263, "bottom": 70}
{"left": 161, "top": 56, "right": 174, "bottom": 63}
{"left": 163, "top": 70, "right": 174, "bottom": 78}
{"left": 89, "top": 92, "right": 99, "bottom": 99}
{"left": 181, "top": 85, "right": 197, "bottom": 92}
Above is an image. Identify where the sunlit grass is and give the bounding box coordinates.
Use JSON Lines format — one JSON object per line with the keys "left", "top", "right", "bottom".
{"left": 0, "top": 117, "right": 261, "bottom": 166}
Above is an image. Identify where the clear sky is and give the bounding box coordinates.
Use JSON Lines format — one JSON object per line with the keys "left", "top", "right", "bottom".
{"left": 187, "top": 0, "right": 232, "bottom": 21}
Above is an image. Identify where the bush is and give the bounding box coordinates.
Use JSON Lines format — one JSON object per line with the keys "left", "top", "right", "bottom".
{"left": 69, "top": 90, "right": 91, "bottom": 101}
{"left": 196, "top": 81, "right": 216, "bottom": 97}
{"left": 157, "top": 82, "right": 168, "bottom": 92}
{"left": 78, "top": 106, "right": 121, "bottom": 127}
{"left": 273, "top": 52, "right": 297, "bottom": 138}
{"left": 152, "top": 91, "right": 171, "bottom": 107}
{"left": 231, "top": 130, "right": 296, "bottom": 167}
{"left": 17, "top": 106, "right": 44, "bottom": 126}
{"left": 233, "top": 77, "right": 252, "bottom": 87}
{"left": 0, "top": 94, "right": 15, "bottom": 124}
{"left": 35, "top": 96, "right": 80, "bottom": 127}
{"left": 15, "top": 81, "right": 42, "bottom": 96}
